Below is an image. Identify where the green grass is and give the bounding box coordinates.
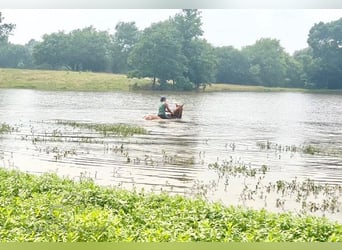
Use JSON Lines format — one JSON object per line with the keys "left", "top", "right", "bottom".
{"left": 0, "top": 168, "right": 341, "bottom": 242}
{"left": 2, "top": 68, "right": 342, "bottom": 93}
{"left": 204, "top": 83, "right": 342, "bottom": 93}
{"left": 0, "top": 68, "right": 151, "bottom": 92}
{"left": 57, "top": 120, "right": 148, "bottom": 137}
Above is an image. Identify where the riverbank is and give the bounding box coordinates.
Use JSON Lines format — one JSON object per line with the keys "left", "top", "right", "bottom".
{"left": 1, "top": 68, "right": 341, "bottom": 93}
{"left": 0, "top": 68, "right": 151, "bottom": 92}
{"left": 0, "top": 168, "right": 341, "bottom": 242}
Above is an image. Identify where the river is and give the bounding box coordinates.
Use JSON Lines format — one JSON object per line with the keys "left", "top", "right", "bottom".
{"left": 1, "top": 89, "right": 341, "bottom": 222}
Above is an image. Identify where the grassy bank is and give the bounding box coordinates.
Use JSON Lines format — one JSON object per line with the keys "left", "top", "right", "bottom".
{"left": 0, "top": 168, "right": 341, "bottom": 242}
{"left": 203, "top": 83, "right": 306, "bottom": 92}
{"left": 2, "top": 68, "right": 341, "bottom": 93}
{"left": 0, "top": 68, "right": 151, "bottom": 92}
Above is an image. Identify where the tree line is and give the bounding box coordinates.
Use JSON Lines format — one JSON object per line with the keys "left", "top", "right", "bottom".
{"left": 0, "top": 10, "right": 341, "bottom": 90}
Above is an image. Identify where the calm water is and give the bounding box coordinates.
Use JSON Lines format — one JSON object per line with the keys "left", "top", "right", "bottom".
{"left": 1, "top": 89, "right": 342, "bottom": 221}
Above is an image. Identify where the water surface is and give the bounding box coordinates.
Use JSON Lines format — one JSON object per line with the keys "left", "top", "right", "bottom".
{"left": 1, "top": 89, "right": 341, "bottom": 221}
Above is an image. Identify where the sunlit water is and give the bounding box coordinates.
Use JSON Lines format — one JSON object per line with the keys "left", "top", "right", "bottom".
{"left": 1, "top": 89, "right": 342, "bottom": 222}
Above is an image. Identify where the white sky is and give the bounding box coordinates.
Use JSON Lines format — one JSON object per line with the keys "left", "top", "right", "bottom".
{"left": 1, "top": 9, "right": 342, "bottom": 54}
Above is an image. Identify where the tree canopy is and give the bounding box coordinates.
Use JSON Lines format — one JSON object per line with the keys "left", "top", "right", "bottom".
{"left": 307, "top": 18, "right": 342, "bottom": 89}
{"left": 0, "top": 12, "right": 15, "bottom": 43}
{"left": 0, "top": 10, "right": 341, "bottom": 90}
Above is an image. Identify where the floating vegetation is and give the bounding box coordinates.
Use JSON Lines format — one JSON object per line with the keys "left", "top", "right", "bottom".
{"left": 208, "top": 159, "right": 269, "bottom": 178}
{"left": 0, "top": 123, "right": 13, "bottom": 134}
{"left": 259, "top": 178, "right": 342, "bottom": 214}
{"left": 56, "top": 120, "right": 148, "bottom": 137}
{"left": 162, "top": 150, "right": 196, "bottom": 166}
{"left": 303, "top": 145, "right": 320, "bottom": 155}
{"left": 256, "top": 141, "right": 323, "bottom": 155}
{"left": 0, "top": 168, "right": 341, "bottom": 242}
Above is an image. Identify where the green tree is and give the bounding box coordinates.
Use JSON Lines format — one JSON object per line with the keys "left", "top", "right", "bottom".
{"left": 214, "top": 46, "right": 252, "bottom": 84}
{"left": 67, "top": 27, "right": 111, "bottom": 72}
{"left": 307, "top": 18, "right": 342, "bottom": 89}
{"left": 242, "top": 38, "right": 289, "bottom": 87}
{"left": 0, "top": 43, "right": 33, "bottom": 68}
{"left": 185, "top": 38, "right": 217, "bottom": 89}
{"left": 0, "top": 12, "right": 15, "bottom": 43}
{"left": 33, "top": 31, "right": 69, "bottom": 69}
{"left": 33, "top": 27, "right": 111, "bottom": 72}
{"left": 293, "top": 48, "right": 315, "bottom": 87}
{"left": 173, "top": 9, "right": 212, "bottom": 89}
{"left": 128, "top": 20, "right": 186, "bottom": 89}
{"left": 111, "top": 22, "right": 140, "bottom": 73}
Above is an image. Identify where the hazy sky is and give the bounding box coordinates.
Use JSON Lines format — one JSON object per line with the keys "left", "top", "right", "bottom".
{"left": 2, "top": 9, "right": 342, "bottom": 54}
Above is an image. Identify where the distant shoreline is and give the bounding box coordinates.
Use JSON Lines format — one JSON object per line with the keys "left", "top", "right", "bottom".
{"left": 1, "top": 68, "right": 341, "bottom": 94}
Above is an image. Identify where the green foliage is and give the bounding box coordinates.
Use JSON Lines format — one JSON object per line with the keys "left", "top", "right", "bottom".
{"left": 307, "top": 18, "right": 342, "bottom": 89}
{"left": 0, "top": 123, "right": 12, "bottom": 134}
{"left": 0, "top": 43, "right": 33, "bottom": 68}
{"left": 0, "top": 168, "right": 341, "bottom": 242}
{"left": 214, "top": 46, "right": 252, "bottom": 84}
{"left": 303, "top": 145, "right": 319, "bottom": 155}
{"left": 173, "top": 10, "right": 216, "bottom": 90}
{"left": 0, "top": 12, "right": 15, "bottom": 43}
{"left": 128, "top": 20, "right": 186, "bottom": 89}
{"left": 185, "top": 39, "right": 217, "bottom": 89}
{"left": 57, "top": 121, "right": 148, "bottom": 137}
{"left": 1, "top": 10, "right": 341, "bottom": 90}
{"left": 110, "top": 22, "right": 140, "bottom": 73}
{"left": 33, "top": 27, "right": 111, "bottom": 72}
{"left": 242, "top": 38, "right": 289, "bottom": 87}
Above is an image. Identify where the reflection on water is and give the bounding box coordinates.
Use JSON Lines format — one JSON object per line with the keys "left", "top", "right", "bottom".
{"left": 1, "top": 89, "right": 342, "bottom": 222}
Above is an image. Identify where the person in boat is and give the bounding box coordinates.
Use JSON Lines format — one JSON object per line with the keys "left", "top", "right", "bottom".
{"left": 158, "top": 96, "right": 173, "bottom": 119}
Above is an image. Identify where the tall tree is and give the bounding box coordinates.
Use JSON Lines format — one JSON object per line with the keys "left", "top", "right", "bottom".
{"left": 67, "top": 27, "right": 111, "bottom": 72}
{"left": 307, "top": 18, "right": 342, "bottom": 89}
{"left": 128, "top": 20, "right": 186, "bottom": 89}
{"left": 0, "top": 43, "right": 32, "bottom": 68}
{"left": 33, "top": 27, "right": 111, "bottom": 71}
{"left": 185, "top": 38, "right": 217, "bottom": 89}
{"left": 173, "top": 9, "right": 202, "bottom": 82}
{"left": 33, "top": 31, "right": 69, "bottom": 69}
{"left": 111, "top": 22, "right": 140, "bottom": 73}
{"left": 242, "top": 38, "right": 288, "bottom": 87}
{"left": 0, "top": 12, "right": 15, "bottom": 43}
{"left": 293, "top": 48, "right": 316, "bottom": 87}
{"left": 214, "top": 46, "right": 252, "bottom": 84}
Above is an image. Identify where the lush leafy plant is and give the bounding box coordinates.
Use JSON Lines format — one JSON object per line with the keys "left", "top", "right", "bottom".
{"left": 0, "top": 168, "right": 341, "bottom": 242}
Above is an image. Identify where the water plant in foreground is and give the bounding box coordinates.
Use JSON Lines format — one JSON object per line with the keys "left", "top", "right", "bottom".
{"left": 0, "top": 168, "right": 341, "bottom": 242}
{"left": 0, "top": 123, "right": 13, "bottom": 134}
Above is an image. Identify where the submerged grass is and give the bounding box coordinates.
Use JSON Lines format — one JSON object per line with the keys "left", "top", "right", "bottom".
{"left": 0, "top": 123, "right": 12, "bottom": 134}
{"left": 0, "top": 168, "right": 341, "bottom": 242}
{"left": 57, "top": 120, "right": 148, "bottom": 137}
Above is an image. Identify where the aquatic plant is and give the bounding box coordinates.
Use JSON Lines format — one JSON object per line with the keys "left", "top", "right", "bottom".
{"left": 56, "top": 120, "right": 148, "bottom": 137}
{"left": 256, "top": 141, "right": 324, "bottom": 155}
{"left": 208, "top": 159, "right": 269, "bottom": 178}
{"left": 303, "top": 145, "right": 319, "bottom": 155}
{"left": 0, "top": 168, "right": 341, "bottom": 242}
{"left": 0, "top": 123, "right": 12, "bottom": 134}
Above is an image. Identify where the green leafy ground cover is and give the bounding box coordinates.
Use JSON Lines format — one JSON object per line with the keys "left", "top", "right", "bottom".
{"left": 0, "top": 168, "right": 341, "bottom": 242}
